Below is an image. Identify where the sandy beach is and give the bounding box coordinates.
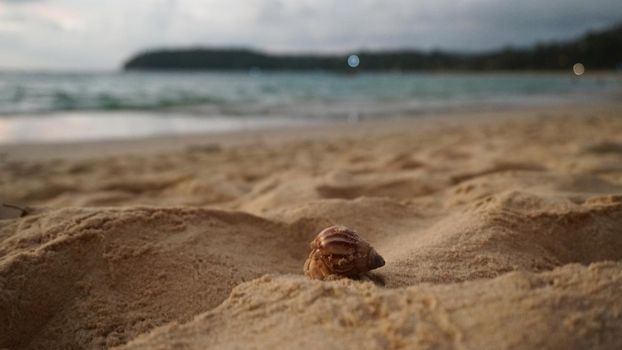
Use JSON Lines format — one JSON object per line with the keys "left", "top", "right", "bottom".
{"left": 1, "top": 103, "right": 622, "bottom": 349}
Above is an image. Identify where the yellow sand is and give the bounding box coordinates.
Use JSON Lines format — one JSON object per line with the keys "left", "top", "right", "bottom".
{"left": 1, "top": 105, "right": 622, "bottom": 349}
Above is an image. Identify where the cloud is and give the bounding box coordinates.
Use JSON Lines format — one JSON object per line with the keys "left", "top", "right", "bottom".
{"left": 1, "top": 0, "right": 45, "bottom": 3}
{"left": 0, "top": 0, "right": 620, "bottom": 69}
{"left": 0, "top": 2, "right": 84, "bottom": 32}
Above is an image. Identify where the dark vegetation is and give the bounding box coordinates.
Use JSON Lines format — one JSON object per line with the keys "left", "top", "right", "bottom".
{"left": 124, "top": 23, "right": 622, "bottom": 71}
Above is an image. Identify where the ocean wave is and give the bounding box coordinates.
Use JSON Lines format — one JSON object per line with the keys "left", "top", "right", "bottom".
{"left": 0, "top": 92, "right": 227, "bottom": 115}
{"left": 0, "top": 72, "right": 620, "bottom": 116}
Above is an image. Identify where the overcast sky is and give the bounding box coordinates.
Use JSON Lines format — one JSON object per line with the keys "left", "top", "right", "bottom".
{"left": 1, "top": 0, "right": 620, "bottom": 70}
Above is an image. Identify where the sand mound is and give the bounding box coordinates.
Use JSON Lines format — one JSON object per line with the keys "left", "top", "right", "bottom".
{"left": 0, "top": 207, "right": 302, "bottom": 349}
{"left": 120, "top": 263, "right": 622, "bottom": 350}
{"left": 2, "top": 106, "right": 622, "bottom": 349}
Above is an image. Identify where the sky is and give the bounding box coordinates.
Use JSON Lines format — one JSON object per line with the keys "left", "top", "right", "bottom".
{"left": 0, "top": 0, "right": 621, "bottom": 70}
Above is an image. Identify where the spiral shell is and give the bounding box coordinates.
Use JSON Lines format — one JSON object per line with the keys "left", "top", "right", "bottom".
{"left": 303, "top": 225, "right": 385, "bottom": 280}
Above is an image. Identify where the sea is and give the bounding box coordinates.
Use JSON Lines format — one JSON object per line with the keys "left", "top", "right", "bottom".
{"left": 0, "top": 71, "right": 620, "bottom": 143}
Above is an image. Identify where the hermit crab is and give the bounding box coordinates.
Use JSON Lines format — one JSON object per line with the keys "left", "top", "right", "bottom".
{"left": 303, "top": 225, "right": 385, "bottom": 280}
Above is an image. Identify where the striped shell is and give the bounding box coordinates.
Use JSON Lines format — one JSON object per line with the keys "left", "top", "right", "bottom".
{"left": 303, "top": 225, "right": 385, "bottom": 280}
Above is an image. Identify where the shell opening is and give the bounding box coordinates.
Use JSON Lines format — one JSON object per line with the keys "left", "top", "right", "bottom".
{"left": 369, "top": 251, "right": 385, "bottom": 270}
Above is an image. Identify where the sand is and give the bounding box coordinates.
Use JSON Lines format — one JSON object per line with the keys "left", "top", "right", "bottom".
{"left": 1, "top": 104, "right": 622, "bottom": 349}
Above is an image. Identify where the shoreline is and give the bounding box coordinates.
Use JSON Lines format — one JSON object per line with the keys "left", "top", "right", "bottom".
{"left": 2, "top": 101, "right": 621, "bottom": 161}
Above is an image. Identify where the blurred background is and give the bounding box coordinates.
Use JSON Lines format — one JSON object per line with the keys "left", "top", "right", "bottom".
{"left": 1, "top": 0, "right": 621, "bottom": 143}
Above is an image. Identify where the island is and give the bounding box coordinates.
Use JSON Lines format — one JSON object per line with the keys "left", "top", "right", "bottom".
{"left": 123, "top": 23, "right": 622, "bottom": 71}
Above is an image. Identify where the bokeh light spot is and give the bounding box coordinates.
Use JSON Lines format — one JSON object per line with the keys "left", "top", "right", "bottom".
{"left": 347, "top": 54, "right": 360, "bottom": 68}
{"left": 573, "top": 63, "right": 585, "bottom": 76}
